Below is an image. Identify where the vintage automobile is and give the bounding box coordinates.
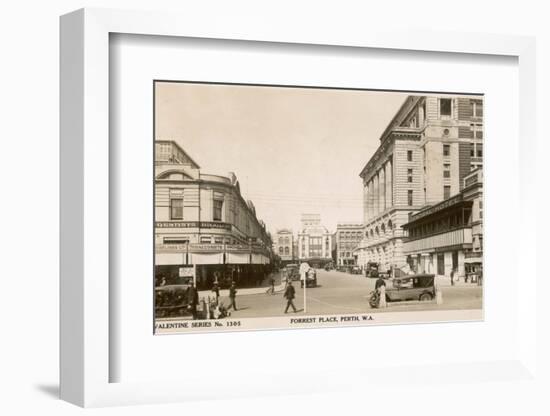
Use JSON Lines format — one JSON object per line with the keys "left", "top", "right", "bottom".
{"left": 350, "top": 265, "right": 362, "bottom": 275}
{"left": 285, "top": 264, "right": 300, "bottom": 281}
{"left": 301, "top": 268, "right": 317, "bottom": 288}
{"left": 365, "top": 261, "right": 379, "bottom": 278}
{"left": 154, "top": 284, "right": 192, "bottom": 318}
{"left": 369, "top": 274, "right": 436, "bottom": 308}
{"left": 385, "top": 274, "right": 436, "bottom": 302}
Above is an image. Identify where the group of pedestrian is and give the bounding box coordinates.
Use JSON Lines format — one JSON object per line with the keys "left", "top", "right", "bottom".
{"left": 210, "top": 281, "right": 238, "bottom": 312}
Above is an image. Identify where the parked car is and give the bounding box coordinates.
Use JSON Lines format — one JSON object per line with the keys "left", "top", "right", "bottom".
{"left": 351, "top": 266, "right": 362, "bottom": 275}
{"left": 368, "top": 274, "right": 436, "bottom": 308}
{"left": 301, "top": 268, "right": 317, "bottom": 288}
{"left": 385, "top": 274, "right": 436, "bottom": 302}
{"left": 365, "top": 261, "right": 379, "bottom": 278}
{"left": 285, "top": 264, "right": 300, "bottom": 281}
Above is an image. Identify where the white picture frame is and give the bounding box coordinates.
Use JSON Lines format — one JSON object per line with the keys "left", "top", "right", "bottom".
{"left": 60, "top": 8, "right": 538, "bottom": 408}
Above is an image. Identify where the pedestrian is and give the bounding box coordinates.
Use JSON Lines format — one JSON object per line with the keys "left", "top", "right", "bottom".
{"left": 186, "top": 282, "right": 199, "bottom": 320}
{"left": 375, "top": 275, "right": 386, "bottom": 291}
{"left": 269, "top": 276, "right": 275, "bottom": 295}
{"left": 375, "top": 275, "right": 386, "bottom": 308}
{"left": 450, "top": 269, "right": 455, "bottom": 286}
{"left": 211, "top": 281, "right": 220, "bottom": 305}
{"left": 228, "top": 282, "right": 238, "bottom": 311}
{"left": 283, "top": 280, "right": 297, "bottom": 313}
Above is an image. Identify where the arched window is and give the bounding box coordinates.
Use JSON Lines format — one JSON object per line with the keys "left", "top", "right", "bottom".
{"left": 284, "top": 247, "right": 290, "bottom": 255}
{"left": 279, "top": 247, "right": 284, "bottom": 254}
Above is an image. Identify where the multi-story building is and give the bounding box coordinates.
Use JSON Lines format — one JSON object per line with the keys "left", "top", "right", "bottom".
{"left": 401, "top": 169, "right": 483, "bottom": 278}
{"left": 297, "top": 214, "right": 333, "bottom": 268}
{"left": 274, "top": 229, "right": 295, "bottom": 265}
{"left": 335, "top": 222, "right": 364, "bottom": 266}
{"left": 355, "top": 95, "right": 484, "bottom": 273}
{"left": 155, "top": 140, "right": 273, "bottom": 289}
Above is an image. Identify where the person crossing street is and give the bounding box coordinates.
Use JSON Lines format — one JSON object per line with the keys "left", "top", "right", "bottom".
{"left": 227, "top": 282, "right": 238, "bottom": 311}
{"left": 283, "top": 280, "right": 297, "bottom": 313}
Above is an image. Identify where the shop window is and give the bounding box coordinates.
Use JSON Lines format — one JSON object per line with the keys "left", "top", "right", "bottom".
{"left": 170, "top": 198, "right": 183, "bottom": 220}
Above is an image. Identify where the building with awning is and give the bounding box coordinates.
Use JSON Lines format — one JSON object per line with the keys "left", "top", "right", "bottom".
{"left": 401, "top": 169, "right": 483, "bottom": 278}
{"left": 154, "top": 140, "right": 274, "bottom": 289}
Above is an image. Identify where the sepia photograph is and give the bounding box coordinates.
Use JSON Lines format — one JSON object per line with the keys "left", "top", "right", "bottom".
{"left": 153, "top": 81, "right": 484, "bottom": 334}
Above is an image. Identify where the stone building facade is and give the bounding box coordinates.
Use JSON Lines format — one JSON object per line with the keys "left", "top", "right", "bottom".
{"left": 355, "top": 95, "right": 484, "bottom": 273}
{"left": 154, "top": 140, "right": 273, "bottom": 289}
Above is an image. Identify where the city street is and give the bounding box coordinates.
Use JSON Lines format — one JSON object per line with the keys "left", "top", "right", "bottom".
{"left": 219, "top": 269, "right": 483, "bottom": 319}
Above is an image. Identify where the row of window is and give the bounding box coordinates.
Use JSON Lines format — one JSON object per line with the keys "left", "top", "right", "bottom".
{"left": 338, "top": 232, "right": 362, "bottom": 240}
{"left": 169, "top": 197, "right": 224, "bottom": 221}
{"left": 278, "top": 246, "right": 291, "bottom": 255}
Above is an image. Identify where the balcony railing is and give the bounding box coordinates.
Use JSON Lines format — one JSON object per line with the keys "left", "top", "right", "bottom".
{"left": 403, "top": 228, "right": 472, "bottom": 253}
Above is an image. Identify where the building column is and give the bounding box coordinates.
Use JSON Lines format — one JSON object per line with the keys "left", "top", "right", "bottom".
{"left": 374, "top": 174, "right": 379, "bottom": 216}
{"left": 380, "top": 166, "right": 386, "bottom": 212}
{"left": 363, "top": 183, "right": 369, "bottom": 223}
{"left": 386, "top": 158, "right": 393, "bottom": 208}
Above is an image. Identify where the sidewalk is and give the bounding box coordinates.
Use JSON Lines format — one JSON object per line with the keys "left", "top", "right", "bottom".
{"left": 198, "top": 271, "right": 285, "bottom": 298}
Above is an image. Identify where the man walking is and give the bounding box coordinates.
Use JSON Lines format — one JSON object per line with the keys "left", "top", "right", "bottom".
{"left": 228, "top": 282, "right": 238, "bottom": 311}
{"left": 283, "top": 280, "right": 297, "bottom": 313}
{"left": 269, "top": 276, "right": 276, "bottom": 295}
{"left": 211, "top": 281, "right": 220, "bottom": 305}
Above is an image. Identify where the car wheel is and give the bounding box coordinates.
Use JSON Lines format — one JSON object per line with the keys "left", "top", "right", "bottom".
{"left": 419, "top": 293, "right": 432, "bottom": 301}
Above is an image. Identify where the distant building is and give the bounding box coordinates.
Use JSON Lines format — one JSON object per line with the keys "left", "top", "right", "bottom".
{"left": 274, "top": 229, "right": 295, "bottom": 265}
{"left": 355, "top": 95, "right": 484, "bottom": 272}
{"left": 297, "top": 214, "right": 333, "bottom": 267}
{"left": 335, "top": 222, "right": 364, "bottom": 266}
{"left": 154, "top": 140, "right": 273, "bottom": 289}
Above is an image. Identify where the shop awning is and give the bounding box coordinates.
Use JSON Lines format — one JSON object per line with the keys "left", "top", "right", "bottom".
{"left": 155, "top": 252, "right": 184, "bottom": 266}
{"left": 191, "top": 252, "right": 223, "bottom": 265}
{"left": 227, "top": 252, "right": 250, "bottom": 264}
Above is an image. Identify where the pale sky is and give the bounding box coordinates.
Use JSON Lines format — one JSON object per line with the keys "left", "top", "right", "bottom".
{"left": 155, "top": 82, "right": 406, "bottom": 235}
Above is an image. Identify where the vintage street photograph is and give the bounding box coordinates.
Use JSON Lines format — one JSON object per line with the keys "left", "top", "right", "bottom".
{"left": 153, "top": 81, "right": 484, "bottom": 334}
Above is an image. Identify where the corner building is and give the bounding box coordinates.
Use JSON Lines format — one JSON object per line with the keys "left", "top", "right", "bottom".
{"left": 356, "top": 95, "right": 483, "bottom": 272}
{"left": 155, "top": 140, "right": 273, "bottom": 290}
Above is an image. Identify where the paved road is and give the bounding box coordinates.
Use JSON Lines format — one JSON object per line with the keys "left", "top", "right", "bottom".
{"left": 220, "top": 269, "right": 482, "bottom": 319}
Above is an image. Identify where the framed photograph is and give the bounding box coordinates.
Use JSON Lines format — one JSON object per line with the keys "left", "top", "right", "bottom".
{"left": 60, "top": 8, "right": 538, "bottom": 408}
{"left": 152, "top": 82, "right": 484, "bottom": 335}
